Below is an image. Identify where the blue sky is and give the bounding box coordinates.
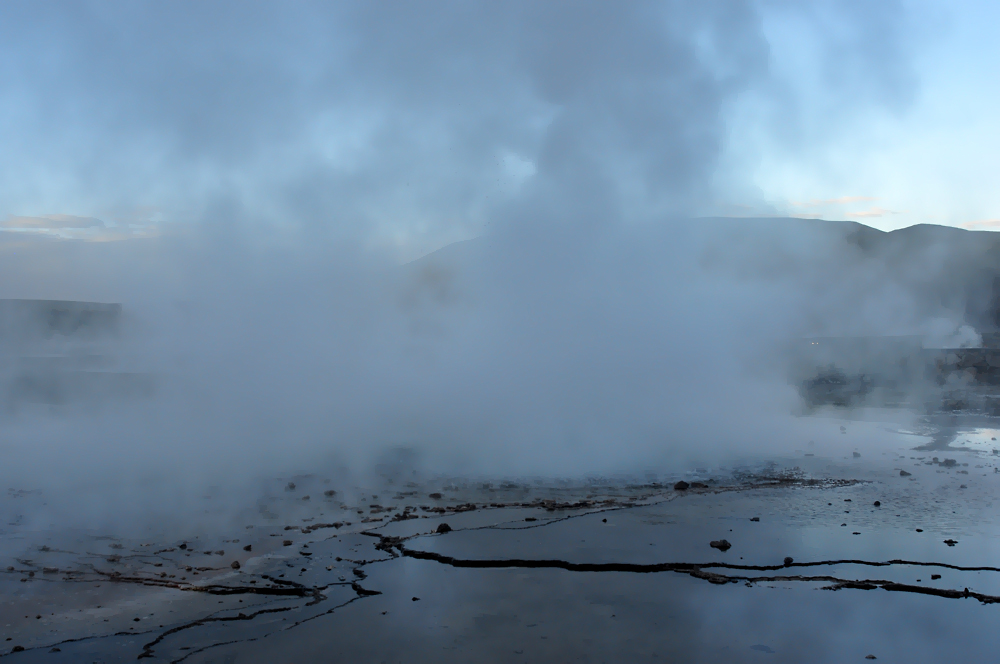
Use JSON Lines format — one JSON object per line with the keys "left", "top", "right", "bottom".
{"left": 736, "top": 0, "right": 1000, "bottom": 231}
{"left": 0, "top": 1, "right": 997, "bottom": 256}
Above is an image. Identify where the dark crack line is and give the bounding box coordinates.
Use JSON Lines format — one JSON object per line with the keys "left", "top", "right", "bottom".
{"left": 166, "top": 595, "right": 366, "bottom": 664}
{"left": 395, "top": 543, "right": 1000, "bottom": 605}
{"left": 138, "top": 604, "right": 296, "bottom": 660}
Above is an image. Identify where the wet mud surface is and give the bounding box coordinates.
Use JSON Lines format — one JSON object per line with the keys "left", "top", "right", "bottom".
{"left": 5, "top": 416, "right": 1000, "bottom": 662}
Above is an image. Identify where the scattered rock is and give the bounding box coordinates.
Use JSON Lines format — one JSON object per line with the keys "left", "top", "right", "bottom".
{"left": 853, "top": 532, "right": 860, "bottom": 535}
{"left": 436, "top": 523, "right": 452, "bottom": 534}
{"left": 749, "top": 517, "right": 760, "bottom": 522}
{"left": 931, "top": 574, "right": 941, "bottom": 580}
{"left": 783, "top": 557, "right": 794, "bottom": 566}
{"left": 674, "top": 481, "right": 690, "bottom": 491}
{"left": 916, "top": 529, "right": 923, "bottom": 532}
{"left": 602, "top": 518, "right": 607, "bottom": 523}
{"left": 301, "top": 495, "right": 310, "bottom": 501}
{"left": 690, "top": 482, "right": 708, "bottom": 489}
{"left": 286, "top": 482, "right": 296, "bottom": 491}
{"left": 231, "top": 561, "right": 241, "bottom": 570}
{"left": 412, "top": 596, "right": 420, "bottom": 601}
{"left": 853, "top": 452, "right": 861, "bottom": 458}
{"left": 243, "top": 544, "right": 252, "bottom": 552}
{"left": 899, "top": 470, "right": 912, "bottom": 477}
{"left": 11, "top": 646, "right": 24, "bottom": 653}
{"left": 944, "top": 539, "right": 958, "bottom": 546}
{"left": 282, "top": 540, "right": 293, "bottom": 546}
{"left": 428, "top": 493, "right": 443, "bottom": 499}
{"left": 179, "top": 543, "right": 187, "bottom": 550}
{"left": 709, "top": 539, "right": 731, "bottom": 552}
{"left": 866, "top": 656, "right": 877, "bottom": 660}
{"left": 525, "top": 517, "right": 537, "bottom": 522}
{"left": 323, "top": 489, "right": 337, "bottom": 497}
{"left": 873, "top": 501, "right": 881, "bottom": 507}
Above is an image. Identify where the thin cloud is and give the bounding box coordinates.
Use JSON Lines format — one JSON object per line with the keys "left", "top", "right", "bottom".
{"left": 3, "top": 214, "right": 105, "bottom": 229}
{"left": 791, "top": 196, "right": 878, "bottom": 207}
{"left": 846, "top": 207, "right": 898, "bottom": 218}
{"left": 960, "top": 219, "right": 1000, "bottom": 230}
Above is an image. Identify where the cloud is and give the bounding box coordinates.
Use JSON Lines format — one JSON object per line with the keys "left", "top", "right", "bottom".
{"left": 846, "top": 206, "right": 898, "bottom": 218}
{"left": 960, "top": 219, "right": 1000, "bottom": 230}
{"left": 2, "top": 214, "right": 105, "bottom": 229}
{"left": 791, "top": 196, "right": 878, "bottom": 207}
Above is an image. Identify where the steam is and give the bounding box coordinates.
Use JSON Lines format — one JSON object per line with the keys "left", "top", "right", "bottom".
{"left": 0, "top": 2, "right": 953, "bottom": 530}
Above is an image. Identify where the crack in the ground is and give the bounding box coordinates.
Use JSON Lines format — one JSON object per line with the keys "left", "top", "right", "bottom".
{"left": 389, "top": 538, "right": 1000, "bottom": 605}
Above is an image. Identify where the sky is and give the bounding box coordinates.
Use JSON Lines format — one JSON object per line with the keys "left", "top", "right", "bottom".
{"left": 1, "top": 0, "right": 998, "bottom": 258}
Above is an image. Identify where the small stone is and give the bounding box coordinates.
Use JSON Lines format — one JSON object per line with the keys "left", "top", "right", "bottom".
{"left": 873, "top": 501, "right": 881, "bottom": 507}
{"left": 783, "top": 557, "right": 794, "bottom": 566}
{"left": 179, "top": 543, "right": 187, "bottom": 550}
{"left": 231, "top": 561, "right": 241, "bottom": 570}
{"left": 436, "top": 523, "right": 452, "bottom": 534}
{"left": 709, "top": 539, "right": 731, "bottom": 552}
{"left": 243, "top": 544, "right": 252, "bottom": 552}
{"left": 750, "top": 517, "right": 759, "bottom": 522}
{"left": 916, "top": 529, "right": 923, "bottom": 532}
{"left": 411, "top": 596, "right": 420, "bottom": 601}
{"left": 324, "top": 490, "right": 337, "bottom": 497}
{"left": 283, "top": 540, "right": 293, "bottom": 546}
{"left": 50, "top": 647, "right": 61, "bottom": 652}
{"left": 866, "top": 656, "right": 877, "bottom": 660}
{"left": 899, "top": 470, "right": 912, "bottom": 477}
{"left": 428, "top": 493, "right": 443, "bottom": 499}
{"left": 690, "top": 482, "right": 708, "bottom": 489}
{"left": 931, "top": 574, "right": 941, "bottom": 580}
{"left": 525, "top": 517, "right": 537, "bottom": 522}
{"left": 853, "top": 452, "right": 861, "bottom": 458}
{"left": 674, "top": 481, "right": 690, "bottom": 491}
{"left": 11, "top": 646, "right": 24, "bottom": 653}
{"left": 944, "top": 539, "right": 958, "bottom": 546}
{"left": 286, "top": 482, "right": 296, "bottom": 491}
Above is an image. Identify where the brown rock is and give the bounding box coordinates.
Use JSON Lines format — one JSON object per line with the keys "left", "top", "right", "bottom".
{"left": 710, "top": 539, "right": 731, "bottom": 552}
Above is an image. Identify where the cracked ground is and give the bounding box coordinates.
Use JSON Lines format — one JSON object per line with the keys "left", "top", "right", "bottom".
{"left": 5, "top": 418, "right": 1000, "bottom": 662}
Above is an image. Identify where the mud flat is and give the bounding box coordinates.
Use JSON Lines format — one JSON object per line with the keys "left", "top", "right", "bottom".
{"left": 4, "top": 417, "right": 1000, "bottom": 662}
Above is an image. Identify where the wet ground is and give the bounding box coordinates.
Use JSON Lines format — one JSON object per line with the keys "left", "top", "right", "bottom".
{"left": 4, "top": 414, "right": 1000, "bottom": 662}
